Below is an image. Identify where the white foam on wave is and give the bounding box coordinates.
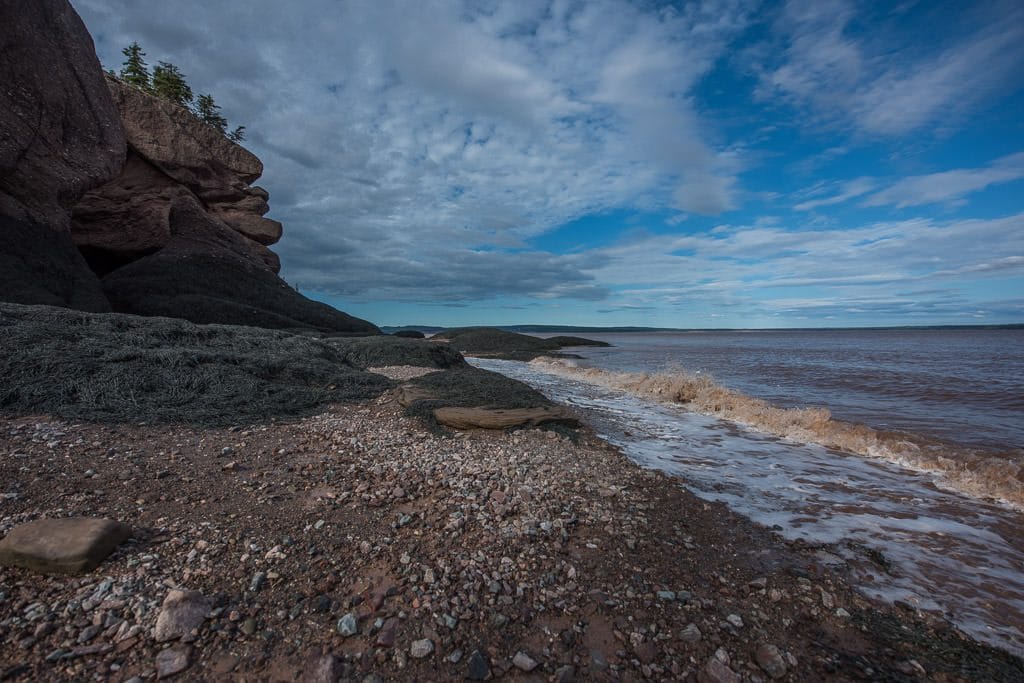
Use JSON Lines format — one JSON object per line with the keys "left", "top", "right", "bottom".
{"left": 528, "top": 357, "right": 1024, "bottom": 509}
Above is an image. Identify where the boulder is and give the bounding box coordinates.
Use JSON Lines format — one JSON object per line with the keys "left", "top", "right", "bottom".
{"left": 433, "top": 405, "right": 578, "bottom": 430}
{"left": 0, "top": 0, "right": 124, "bottom": 310}
{"left": 0, "top": 517, "right": 131, "bottom": 575}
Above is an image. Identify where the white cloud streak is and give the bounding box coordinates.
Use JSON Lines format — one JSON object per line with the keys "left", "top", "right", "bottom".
{"left": 758, "top": 0, "right": 1024, "bottom": 136}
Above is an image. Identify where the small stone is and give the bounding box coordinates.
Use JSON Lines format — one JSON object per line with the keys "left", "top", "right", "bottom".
{"left": 698, "top": 657, "right": 740, "bottom": 683}
{"left": 249, "top": 571, "right": 266, "bottom": 592}
{"left": 755, "top": 643, "right": 787, "bottom": 679}
{"left": 634, "top": 640, "right": 657, "bottom": 664}
{"left": 679, "top": 623, "right": 702, "bottom": 643}
{"left": 153, "top": 590, "right": 211, "bottom": 643}
{"left": 305, "top": 653, "right": 342, "bottom": 683}
{"left": 512, "top": 651, "right": 538, "bottom": 671}
{"left": 336, "top": 612, "right": 358, "bottom": 637}
{"left": 835, "top": 607, "right": 851, "bottom": 618}
{"left": 240, "top": 618, "right": 257, "bottom": 636}
{"left": 77, "top": 624, "right": 101, "bottom": 643}
{"left": 725, "top": 613, "right": 744, "bottom": 628}
{"left": 554, "top": 664, "right": 576, "bottom": 683}
{"left": 155, "top": 645, "right": 192, "bottom": 678}
{"left": 656, "top": 590, "right": 676, "bottom": 601}
{"left": 220, "top": 447, "right": 233, "bottom": 456}
{"left": 409, "top": 638, "right": 434, "bottom": 658}
{"left": 447, "top": 649, "right": 463, "bottom": 664}
{"left": 467, "top": 649, "right": 490, "bottom": 680}
{"left": 375, "top": 617, "right": 399, "bottom": 647}
{"left": 311, "top": 595, "right": 331, "bottom": 613}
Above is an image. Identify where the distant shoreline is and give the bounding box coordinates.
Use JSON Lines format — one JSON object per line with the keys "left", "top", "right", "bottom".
{"left": 384, "top": 322, "right": 1024, "bottom": 334}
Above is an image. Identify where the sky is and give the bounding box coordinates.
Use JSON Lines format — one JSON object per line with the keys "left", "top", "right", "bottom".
{"left": 74, "top": 0, "right": 1024, "bottom": 328}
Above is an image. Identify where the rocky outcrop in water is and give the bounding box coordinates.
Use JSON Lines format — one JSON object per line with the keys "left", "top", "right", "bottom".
{"left": 1, "top": 0, "right": 378, "bottom": 335}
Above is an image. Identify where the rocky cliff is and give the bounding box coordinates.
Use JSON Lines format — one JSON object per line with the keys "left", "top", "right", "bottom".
{"left": 1, "top": 0, "right": 379, "bottom": 336}
{"left": 0, "top": 0, "right": 125, "bottom": 311}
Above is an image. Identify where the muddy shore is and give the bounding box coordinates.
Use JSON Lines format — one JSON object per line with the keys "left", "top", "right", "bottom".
{"left": 2, "top": 372, "right": 1021, "bottom": 682}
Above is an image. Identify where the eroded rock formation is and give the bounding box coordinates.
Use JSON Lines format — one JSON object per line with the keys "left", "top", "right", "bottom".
{"left": 0, "top": 0, "right": 378, "bottom": 335}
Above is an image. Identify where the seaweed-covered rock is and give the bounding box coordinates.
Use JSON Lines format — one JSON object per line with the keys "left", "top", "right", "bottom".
{"left": 432, "top": 328, "right": 608, "bottom": 360}
{"left": 330, "top": 336, "right": 465, "bottom": 370}
{"left": 547, "top": 335, "right": 612, "bottom": 348}
{"left": 398, "top": 365, "right": 569, "bottom": 431}
{"left": 0, "top": 303, "right": 392, "bottom": 425}
{"left": 431, "top": 328, "right": 562, "bottom": 360}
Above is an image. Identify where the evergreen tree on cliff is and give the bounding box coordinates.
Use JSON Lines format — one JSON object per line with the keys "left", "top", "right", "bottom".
{"left": 195, "top": 93, "right": 228, "bottom": 133}
{"left": 119, "top": 42, "right": 150, "bottom": 91}
{"left": 151, "top": 62, "right": 193, "bottom": 107}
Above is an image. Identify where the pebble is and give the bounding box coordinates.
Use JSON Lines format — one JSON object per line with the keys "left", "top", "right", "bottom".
{"left": 336, "top": 612, "right": 358, "bottom": 637}
{"left": 512, "top": 650, "right": 538, "bottom": 671}
{"left": 249, "top": 571, "right": 266, "bottom": 592}
{"left": 467, "top": 649, "right": 490, "bottom": 680}
{"left": 409, "top": 638, "right": 434, "bottom": 658}
{"left": 656, "top": 590, "right": 676, "bottom": 601}
{"left": 698, "top": 656, "right": 740, "bottom": 683}
{"left": 755, "top": 643, "right": 788, "bottom": 679}
{"left": 155, "top": 645, "right": 191, "bottom": 678}
{"left": 726, "top": 613, "right": 744, "bottom": 628}
{"left": 680, "top": 623, "right": 702, "bottom": 643}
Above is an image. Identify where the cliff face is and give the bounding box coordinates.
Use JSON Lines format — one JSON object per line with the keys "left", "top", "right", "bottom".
{"left": 0, "top": 0, "right": 125, "bottom": 311}
{"left": 1, "top": 0, "right": 379, "bottom": 336}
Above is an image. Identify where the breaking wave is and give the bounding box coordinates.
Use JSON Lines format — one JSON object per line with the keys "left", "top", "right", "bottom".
{"left": 530, "top": 357, "right": 1024, "bottom": 508}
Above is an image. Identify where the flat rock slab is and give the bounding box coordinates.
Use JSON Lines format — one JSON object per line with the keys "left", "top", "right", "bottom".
{"left": 0, "top": 517, "right": 131, "bottom": 575}
{"left": 433, "top": 406, "right": 578, "bottom": 430}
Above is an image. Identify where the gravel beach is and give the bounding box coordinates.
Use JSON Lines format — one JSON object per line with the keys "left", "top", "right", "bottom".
{"left": 1, "top": 374, "right": 1021, "bottom": 682}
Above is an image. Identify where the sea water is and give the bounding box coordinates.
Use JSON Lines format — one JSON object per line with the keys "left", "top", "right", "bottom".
{"left": 469, "top": 328, "right": 1024, "bottom": 656}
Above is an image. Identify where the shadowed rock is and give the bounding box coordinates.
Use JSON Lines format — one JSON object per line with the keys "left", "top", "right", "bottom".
{"left": 0, "top": 0, "right": 125, "bottom": 311}
{"left": 0, "top": 517, "right": 131, "bottom": 575}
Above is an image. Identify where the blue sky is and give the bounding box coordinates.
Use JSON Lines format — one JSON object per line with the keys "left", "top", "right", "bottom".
{"left": 75, "top": 0, "right": 1024, "bottom": 327}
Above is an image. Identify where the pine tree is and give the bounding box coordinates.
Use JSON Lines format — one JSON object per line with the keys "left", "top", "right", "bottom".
{"left": 119, "top": 42, "right": 151, "bottom": 91}
{"left": 194, "top": 94, "right": 228, "bottom": 133}
{"left": 228, "top": 126, "right": 246, "bottom": 142}
{"left": 151, "top": 62, "right": 193, "bottom": 107}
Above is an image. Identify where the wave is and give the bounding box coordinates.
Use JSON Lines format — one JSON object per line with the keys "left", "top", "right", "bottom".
{"left": 529, "top": 357, "right": 1024, "bottom": 509}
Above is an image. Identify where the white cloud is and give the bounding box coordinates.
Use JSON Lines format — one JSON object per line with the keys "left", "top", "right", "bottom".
{"left": 794, "top": 177, "right": 876, "bottom": 211}
{"left": 758, "top": 0, "right": 1024, "bottom": 136}
{"left": 864, "top": 152, "right": 1024, "bottom": 208}
{"left": 73, "top": 0, "right": 750, "bottom": 304}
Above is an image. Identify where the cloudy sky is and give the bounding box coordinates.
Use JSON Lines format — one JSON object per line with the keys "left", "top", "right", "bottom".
{"left": 74, "top": 0, "right": 1023, "bottom": 328}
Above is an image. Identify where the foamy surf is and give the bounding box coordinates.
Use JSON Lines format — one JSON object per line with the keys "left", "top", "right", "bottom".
{"left": 529, "top": 357, "right": 1024, "bottom": 509}
{"left": 470, "top": 356, "right": 1024, "bottom": 656}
